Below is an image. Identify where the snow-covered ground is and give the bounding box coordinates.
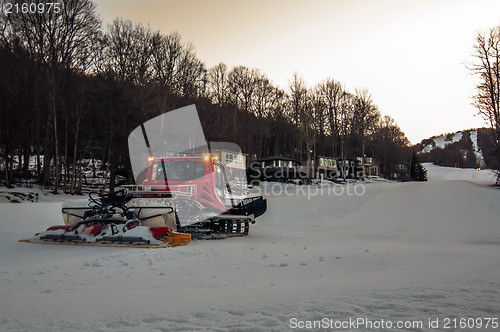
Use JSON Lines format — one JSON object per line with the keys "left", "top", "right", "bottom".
{"left": 1, "top": 164, "right": 499, "bottom": 331}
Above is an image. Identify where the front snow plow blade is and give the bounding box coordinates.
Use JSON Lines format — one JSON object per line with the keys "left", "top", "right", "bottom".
{"left": 19, "top": 189, "right": 190, "bottom": 248}
{"left": 19, "top": 225, "right": 191, "bottom": 248}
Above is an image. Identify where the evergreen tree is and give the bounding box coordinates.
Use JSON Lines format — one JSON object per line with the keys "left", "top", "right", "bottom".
{"left": 410, "top": 151, "right": 427, "bottom": 181}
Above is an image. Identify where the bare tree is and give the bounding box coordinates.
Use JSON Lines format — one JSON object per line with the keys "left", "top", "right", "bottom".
{"left": 105, "top": 18, "right": 155, "bottom": 84}
{"left": 469, "top": 26, "right": 500, "bottom": 179}
{"left": 149, "top": 31, "right": 183, "bottom": 113}
{"left": 373, "top": 115, "right": 410, "bottom": 177}
{"left": 4, "top": 0, "right": 100, "bottom": 192}
{"left": 207, "top": 62, "right": 229, "bottom": 106}
{"left": 6, "top": 0, "right": 100, "bottom": 69}
{"left": 353, "top": 88, "right": 380, "bottom": 174}
{"left": 149, "top": 31, "right": 206, "bottom": 99}
{"left": 470, "top": 26, "right": 500, "bottom": 148}
{"left": 265, "top": 86, "right": 287, "bottom": 156}
{"left": 253, "top": 73, "right": 275, "bottom": 118}
{"left": 310, "top": 86, "right": 327, "bottom": 177}
{"left": 318, "top": 78, "right": 343, "bottom": 157}
{"left": 228, "top": 66, "right": 258, "bottom": 113}
{"left": 338, "top": 90, "right": 354, "bottom": 180}
{"left": 174, "top": 42, "right": 206, "bottom": 98}
{"left": 288, "top": 72, "right": 308, "bottom": 161}
{"left": 151, "top": 31, "right": 182, "bottom": 87}
{"left": 0, "top": 3, "right": 13, "bottom": 48}
{"left": 226, "top": 66, "right": 259, "bottom": 132}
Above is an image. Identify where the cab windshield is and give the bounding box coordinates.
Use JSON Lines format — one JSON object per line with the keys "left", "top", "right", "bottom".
{"left": 152, "top": 160, "right": 206, "bottom": 181}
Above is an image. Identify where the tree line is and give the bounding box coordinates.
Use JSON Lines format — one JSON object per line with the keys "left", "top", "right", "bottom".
{"left": 0, "top": 0, "right": 411, "bottom": 192}
{"left": 469, "top": 25, "right": 500, "bottom": 180}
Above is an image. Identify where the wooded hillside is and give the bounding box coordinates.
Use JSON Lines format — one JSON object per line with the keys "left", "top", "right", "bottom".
{"left": 0, "top": 0, "right": 410, "bottom": 192}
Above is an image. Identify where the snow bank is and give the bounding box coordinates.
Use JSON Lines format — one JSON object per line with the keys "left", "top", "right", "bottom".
{"left": 1, "top": 165, "right": 500, "bottom": 331}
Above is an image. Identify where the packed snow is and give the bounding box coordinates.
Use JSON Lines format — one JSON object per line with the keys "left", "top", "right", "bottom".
{"left": 1, "top": 164, "right": 499, "bottom": 331}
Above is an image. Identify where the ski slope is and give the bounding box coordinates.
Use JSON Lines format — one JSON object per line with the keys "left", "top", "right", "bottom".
{"left": 420, "top": 132, "right": 463, "bottom": 154}
{"left": 0, "top": 164, "right": 499, "bottom": 331}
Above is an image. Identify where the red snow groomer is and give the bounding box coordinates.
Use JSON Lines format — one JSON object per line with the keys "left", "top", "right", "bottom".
{"left": 141, "top": 155, "right": 228, "bottom": 213}
{"left": 20, "top": 105, "right": 267, "bottom": 248}
{"left": 132, "top": 153, "right": 267, "bottom": 239}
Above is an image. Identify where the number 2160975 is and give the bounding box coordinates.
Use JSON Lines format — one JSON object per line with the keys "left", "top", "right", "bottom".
{"left": 2, "top": 1, "right": 63, "bottom": 15}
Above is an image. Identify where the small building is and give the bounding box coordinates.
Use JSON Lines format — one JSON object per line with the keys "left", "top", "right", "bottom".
{"left": 192, "top": 143, "right": 247, "bottom": 185}
{"left": 356, "top": 156, "right": 373, "bottom": 167}
{"left": 210, "top": 150, "right": 246, "bottom": 171}
{"left": 209, "top": 145, "right": 247, "bottom": 186}
{"left": 317, "top": 156, "right": 338, "bottom": 180}
{"left": 392, "top": 163, "right": 409, "bottom": 181}
{"left": 335, "top": 158, "right": 357, "bottom": 179}
{"left": 257, "top": 156, "right": 306, "bottom": 182}
{"left": 356, "top": 156, "right": 379, "bottom": 177}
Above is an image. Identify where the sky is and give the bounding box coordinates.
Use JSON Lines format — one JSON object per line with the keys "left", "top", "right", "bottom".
{"left": 93, "top": 0, "right": 500, "bottom": 144}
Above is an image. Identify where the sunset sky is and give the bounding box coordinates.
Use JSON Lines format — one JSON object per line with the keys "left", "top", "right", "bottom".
{"left": 93, "top": 0, "right": 500, "bottom": 144}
